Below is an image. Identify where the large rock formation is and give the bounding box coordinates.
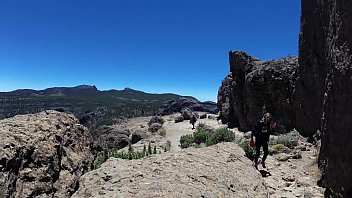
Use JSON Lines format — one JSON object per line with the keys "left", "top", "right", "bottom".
{"left": 0, "top": 111, "right": 94, "bottom": 198}
{"left": 72, "top": 143, "right": 267, "bottom": 198}
{"left": 297, "top": 0, "right": 352, "bottom": 196}
{"left": 218, "top": 51, "right": 298, "bottom": 133}
{"left": 159, "top": 97, "right": 217, "bottom": 115}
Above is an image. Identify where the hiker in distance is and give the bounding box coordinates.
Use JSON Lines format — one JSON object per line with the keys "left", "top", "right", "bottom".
{"left": 190, "top": 113, "right": 197, "bottom": 130}
{"left": 251, "top": 112, "right": 277, "bottom": 169}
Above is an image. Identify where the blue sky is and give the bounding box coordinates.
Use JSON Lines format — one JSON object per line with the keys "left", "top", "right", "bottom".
{"left": 0, "top": 0, "right": 301, "bottom": 101}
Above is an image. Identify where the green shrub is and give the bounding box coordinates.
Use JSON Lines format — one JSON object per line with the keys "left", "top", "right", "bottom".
{"left": 276, "top": 130, "right": 299, "bottom": 149}
{"left": 270, "top": 144, "right": 290, "bottom": 155}
{"left": 193, "top": 130, "right": 208, "bottom": 144}
{"left": 180, "top": 134, "right": 194, "bottom": 148}
{"left": 153, "top": 145, "right": 157, "bottom": 154}
{"left": 239, "top": 139, "right": 256, "bottom": 161}
{"left": 206, "top": 128, "right": 235, "bottom": 146}
{"left": 148, "top": 142, "right": 152, "bottom": 155}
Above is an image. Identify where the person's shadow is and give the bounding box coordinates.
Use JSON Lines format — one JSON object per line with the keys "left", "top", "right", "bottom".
{"left": 259, "top": 170, "right": 271, "bottom": 178}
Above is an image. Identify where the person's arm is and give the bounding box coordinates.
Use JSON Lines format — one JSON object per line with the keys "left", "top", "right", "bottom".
{"left": 251, "top": 121, "right": 261, "bottom": 138}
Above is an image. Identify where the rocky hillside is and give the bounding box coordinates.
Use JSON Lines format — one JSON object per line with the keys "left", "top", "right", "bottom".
{"left": 297, "top": 0, "right": 352, "bottom": 196}
{"left": 218, "top": 51, "right": 298, "bottom": 133}
{"left": 0, "top": 86, "right": 215, "bottom": 130}
{"left": 72, "top": 143, "right": 268, "bottom": 198}
{"left": 0, "top": 111, "right": 94, "bottom": 198}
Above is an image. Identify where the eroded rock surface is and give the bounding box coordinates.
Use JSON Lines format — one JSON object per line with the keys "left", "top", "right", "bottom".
{"left": 297, "top": 0, "right": 352, "bottom": 196}
{"left": 218, "top": 51, "right": 298, "bottom": 133}
{"left": 73, "top": 143, "right": 267, "bottom": 198}
{"left": 0, "top": 110, "right": 94, "bottom": 198}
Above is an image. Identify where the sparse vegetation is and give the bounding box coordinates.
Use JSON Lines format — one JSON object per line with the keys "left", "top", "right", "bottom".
{"left": 180, "top": 134, "right": 195, "bottom": 148}
{"left": 206, "top": 128, "right": 235, "bottom": 146}
{"left": 94, "top": 143, "right": 163, "bottom": 169}
{"left": 275, "top": 130, "right": 300, "bottom": 149}
{"left": 180, "top": 125, "right": 235, "bottom": 148}
{"left": 270, "top": 144, "right": 290, "bottom": 155}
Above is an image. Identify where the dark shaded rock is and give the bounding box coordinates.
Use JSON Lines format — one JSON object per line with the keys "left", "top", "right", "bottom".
{"left": 199, "top": 113, "right": 207, "bottom": 119}
{"left": 92, "top": 125, "right": 130, "bottom": 151}
{"left": 181, "top": 108, "right": 192, "bottom": 120}
{"left": 218, "top": 51, "right": 298, "bottom": 133}
{"left": 131, "top": 130, "right": 145, "bottom": 144}
{"left": 217, "top": 72, "right": 238, "bottom": 127}
{"left": 159, "top": 97, "right": 217, "bottom": 115}
{"left": 175, "top": 116, "right": 184, "bottom": 123}
{"left": 0, "top": 111, "right": 94, "bottom": 198}
{"left": 297, "top": 0, "right": 352, "bottom": 196}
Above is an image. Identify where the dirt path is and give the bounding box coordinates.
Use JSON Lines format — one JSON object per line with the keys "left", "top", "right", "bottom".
{"left": 162, "top": 113, "right": 226, "bottom": 151}
{"left": 161, "top": 113, "right": 324, "bottom": 197}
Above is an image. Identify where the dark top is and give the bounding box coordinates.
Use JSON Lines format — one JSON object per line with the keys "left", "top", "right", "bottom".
{"left": 251, "top": 120, "right": 275, "bottom": 143}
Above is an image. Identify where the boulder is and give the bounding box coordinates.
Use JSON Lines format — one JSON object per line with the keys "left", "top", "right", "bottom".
{"left": 199, "top": 113, "right": 207, "bottom": 119}
{"left": 0, "top": 110, "right": 94, "bottom": 198}
{"left": 181, "top": 108, "right": 192, "bottom": 120}
{"left": 92, "top": 125, "right": 130, "bottom": 151}
{"left": 72, "top": 143, "right": 267, "bottom": 197}
{"left": 159, "top": 97, "right": 217, "bottom": 115}
{"left": 149, "top": 123, "right": 162, "bottom": 133}
{"left": 148, "top": 116, "right": 164, "bottom": 126}
{"left": 218, "top": 51, "right": 298, "bottom": 133}
{"left": 174, "top": 115, "right": 184, "bottom": 123}
{"left": 131, "top": 130, "right": 145, "bottom": 144}
{"left": 297, "top": 1, "right": 352, "bottom": 195}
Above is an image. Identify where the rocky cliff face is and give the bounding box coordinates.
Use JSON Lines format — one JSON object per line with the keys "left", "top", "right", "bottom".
{"left": 218, "top": 51, "right": 298, "bottom": 133}
{"left": 0, "top": 111, "right": 94, "bottom": 198}
{"left": 297, "top": 0, "right": 352, "bottom": 196}
{"left": 72, "top": 143, "right": 267, "bottom": 198}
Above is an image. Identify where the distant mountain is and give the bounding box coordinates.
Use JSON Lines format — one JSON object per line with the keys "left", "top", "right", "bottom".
{"left": 0, "top": 85, "right": 215, "bottom": 129}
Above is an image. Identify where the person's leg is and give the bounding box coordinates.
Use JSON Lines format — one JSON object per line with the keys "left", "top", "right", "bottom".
{"left": 254, "top": 141, "right": 261, "bottom": 169}
{"left": 262, "top": 141, "right": 269, "bottom": 168}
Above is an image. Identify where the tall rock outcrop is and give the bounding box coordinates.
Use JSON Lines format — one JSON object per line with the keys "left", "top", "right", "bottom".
{"left": 72, "top": 143, "right": 267, "bottom": 198}
{"left": 0, "top": 111, "right": 94, "bottom": 198}
{"left": 297, "top": 0, "right": 352, "bottom": 196}
{"left": 218, "top": 51, "right": 298, "bottom": 133}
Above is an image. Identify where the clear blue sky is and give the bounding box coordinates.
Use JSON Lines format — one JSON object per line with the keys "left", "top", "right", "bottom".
{"left": 0, "top": 0, "right": 301, "bottom": 101}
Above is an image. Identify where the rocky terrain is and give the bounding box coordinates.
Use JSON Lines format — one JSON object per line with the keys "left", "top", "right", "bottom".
{"left": 72, "top": 112, "right": 324, "bottom": 197}
{"left": 0, "top": 86, "right": 216, "bottom": 130}
{"left": 73, "top": 142, "right": 268, "bottom": 198}
{"left": 297, "top": 0, "right": 352, "bottom": 196}
{"left": 0, "top": 111, "right": 94, "bottom": 198}
{"left": 159, "top": 97, "right": 217, "bottom": 115}
{"left": 218, "top": 52, "right": 298, "bottom": 133}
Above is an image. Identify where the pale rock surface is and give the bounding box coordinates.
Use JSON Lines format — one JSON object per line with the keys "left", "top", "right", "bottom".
{"left": 73, "top": 143, "right": 268, "bottom": 198}
{"left": 0, "top": 110, "right": 94, "bottom": 198}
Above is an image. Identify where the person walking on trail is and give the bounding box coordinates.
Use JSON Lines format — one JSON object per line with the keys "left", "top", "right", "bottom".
{"left": 251, "top": 112, "right": 277, "bottom": 169}
{"left": 190, "top": 113, "right": 197, "bottom": 130}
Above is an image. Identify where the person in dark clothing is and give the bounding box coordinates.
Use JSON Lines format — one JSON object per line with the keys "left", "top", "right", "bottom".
{"left": 251, "top": 112, "right": 276, "bottom": 169}
{"left": 190, "top": 113, "right": 197, "bottom": 130}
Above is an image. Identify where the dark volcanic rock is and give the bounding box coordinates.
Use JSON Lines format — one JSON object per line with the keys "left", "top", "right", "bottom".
{"left": 0, "top": 111, "right": 94, "bottom": 198}
{"left": 298, "top": 0, "right": 352, "bottom": 196}
{"left": 159, "top": 97, "right": 217, "bottom": 115}
{"left": 92, "top": 125, "right": 130, "bottom": 151}
{"left": 181, "top": 107, "right": 192, "bottom": 120}
{"left": 218, "top": 51, "right": 298, "bottom": 132}
{"left": 174, "top": 115, "right": 184, "bottom": 123}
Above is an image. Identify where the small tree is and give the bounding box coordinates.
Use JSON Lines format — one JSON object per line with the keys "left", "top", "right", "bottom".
{"left": 143, "top": 144, "right": 147, "bottom": 157}
{"left": 153, "top": 145, "right": 157, "bottom": 154}
{"left": 148, "top": 142, "right": 152, "bottom": 155}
